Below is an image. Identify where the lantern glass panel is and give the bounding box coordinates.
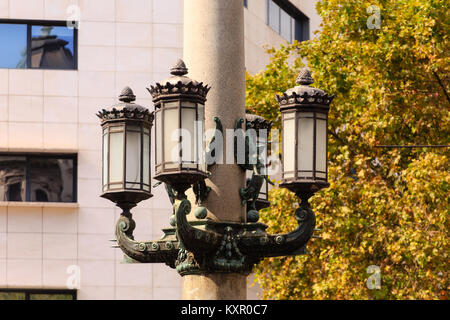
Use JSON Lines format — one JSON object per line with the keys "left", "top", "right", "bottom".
{"left": 316, "top": 117, "right": 327, "bottom": 178}
{"left": 282, "top": 112, "right": 295, "bottom": 178}
{"left": 125, "top": 125, "right": 141, "bottom": 189}
{"left": 109, "top": 127, "right": 124, "bottom": 186}
{"left": 102, "top": 128, "right": 108, "bottom": 191}
{"left": 197, "top": 103, "right": 205, "bottom": 171}
{"left": 143, "top": 128, "right": 150, "bottom": 190}
{"left": 259, "top": 178, "right": 268, "bottom": 200}
{"left": 155, "top": 110, "right": 162, "bottom": 172}
{"left": 259, "top": 129, "right": 268, "bottom": 175}
{"left": 297, "top": 114, "right": 314, "bottom": 178}
{"left": 181, "top": 106, "right": 196, "bottom": 167}
{"left": 163, "top": 106, "right": 179, "bottom": 169}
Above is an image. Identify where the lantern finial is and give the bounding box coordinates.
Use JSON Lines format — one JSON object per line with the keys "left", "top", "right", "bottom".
{"left": 119, "top": 86, "right": 136, "bottom": 103}
{"left": 170, "top": 59, "right": 188, "bottom": 76}
{"left": 296, "top": 68, "right": 314, "bottom": 86}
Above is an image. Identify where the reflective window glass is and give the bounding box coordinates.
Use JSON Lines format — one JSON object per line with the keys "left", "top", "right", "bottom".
{"left": 280, "top": 9, "right": 292, "bottom": 41}
{"left": 0, "top": 290, "right": 76, "bottom": 300}
{"left": 0, "top": 23, "right": 27, "bottom": 68}
{"left": 29, "top": 157, "right": 74, "bottom": 202}
{"left": 31, "top": 25, "right": 75, "bottom": 69}
{"left": 268, "top": 0, "right": 280, "bottom": 34}
{"left": 0, "top": 20, "right": 77, "bottom": 70}
{"left": 0, "top": 156, "right": 26, "bottom": 201}
{"left": 0, "top": 154, "right": 76, "bottom": 203}
{"left": 266, "top": 0, "right": 309, "bottom": 42}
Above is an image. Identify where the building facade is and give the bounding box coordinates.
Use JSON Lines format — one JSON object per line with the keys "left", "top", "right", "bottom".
{"left": 0, "top": 0, "right": 320, "bottom": 300}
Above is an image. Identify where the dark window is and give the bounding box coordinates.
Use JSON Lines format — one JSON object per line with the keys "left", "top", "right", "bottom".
{"left": 0, "top": 289, "right": 76, "bottom": 300}
{"left": 266, "top": 0, "right": 309, "bottom": 42}
{"left": 0, "top": 153, "right": 77, "bottom": 203}
{"left": 0, "top": 19, "right": 77, "bottom": 70}
{"left": 244, "top": 0, "right": 248, "bottom": 8}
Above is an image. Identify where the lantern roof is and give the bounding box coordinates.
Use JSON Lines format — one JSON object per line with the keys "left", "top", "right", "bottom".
{"left": 97, "top": 87, "right": 153, "bottom": 124}
{"left": 245, "top": 113, "right": 273, "bottom": 131}
{"left": 148, "top": 59, "right": 210, "bottom": 103}
{"left": 276, "top": 68, "right": 334, "bottom": 108}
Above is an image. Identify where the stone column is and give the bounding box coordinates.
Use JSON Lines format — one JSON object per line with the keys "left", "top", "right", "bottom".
{"left": 182, "top": 0, "right": 247, "bottom": 300}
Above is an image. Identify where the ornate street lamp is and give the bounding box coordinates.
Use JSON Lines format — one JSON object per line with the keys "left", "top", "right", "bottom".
{"left": 98, "top": 63, "right": 333, "bottom": 280}
{"left": 276, "top": 68, "right": 333, "bottom": 198}
{"left": 148, "top": 59, "right": 210, "bottom": 195}
{"left": 97, "top": 87, "right": 153, "bottom": 212}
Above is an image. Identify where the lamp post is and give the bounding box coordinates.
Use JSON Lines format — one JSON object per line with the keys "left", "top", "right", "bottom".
{"left": 97, "top": 0, "right": 333, "bottom": 300}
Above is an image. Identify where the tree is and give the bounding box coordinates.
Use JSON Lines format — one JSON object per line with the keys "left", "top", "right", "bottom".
{"left": 248, "top": 0, "right": 449, "bottom": 299}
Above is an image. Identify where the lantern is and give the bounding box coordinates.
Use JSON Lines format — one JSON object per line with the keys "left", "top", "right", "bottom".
{"left": 148, "top": 59, "right": 210, "bottom": 192}
{"left": 276, "top": 68, "right": 333, "bottom": 195}
{"left": 97, "top": 87, "right": 153, "bottom": 207}
{"left": 245, "top": 113, "right": 272, "bottom": 210}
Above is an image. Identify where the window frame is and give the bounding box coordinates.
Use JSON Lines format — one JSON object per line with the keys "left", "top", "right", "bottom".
{"left": 266, "top": 0, "right": 310, "bottom": 42}
{"left": 0, "top": 152, "right": 78, "bottom": 203}
{"left": 0, "top": 18, "right": 78, "bottom": 70}
{"left": 0, "top": 288, "right": 77, "bottom": 300}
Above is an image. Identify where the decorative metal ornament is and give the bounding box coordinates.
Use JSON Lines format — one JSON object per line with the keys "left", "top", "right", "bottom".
{"left": 234, "top": 114, "right": 273, "bottom": 222}
{"left": 114, "top": 195, "right": 315, "bottom": 276}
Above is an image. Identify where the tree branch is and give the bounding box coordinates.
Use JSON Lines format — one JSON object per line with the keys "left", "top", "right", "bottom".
{"left": 432, "top": 71, "right": 450, "bottom": 104}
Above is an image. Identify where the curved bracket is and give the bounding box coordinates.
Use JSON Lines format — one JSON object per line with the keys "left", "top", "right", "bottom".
{"left": 114, "top": 211, "right": 179, "bottom": 267}
{"left": 175, "top": 199, "right": 222, "bottom": 253}
{"left": 239, "top": 204, "right": 316, "bottom": 257}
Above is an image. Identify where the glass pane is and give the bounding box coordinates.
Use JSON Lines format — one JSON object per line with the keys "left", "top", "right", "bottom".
{"left": 297, "top": 117, "right": 314, "bottom": 172}
{"left": 258, "top": 129, "right": 268, "bottom": 175}
{"left": 0, "top": 156, "right": 26, "bottom": 201}
{"left": 268, "top": 1, "right": 280, "bottom": 33}
{"left": 164, "top": 162, "right": 179, "bottom": 170}
{"left": 181, "top": 107, "right": 196, "bottom": 163}
{"left": 299, "top": 112, "right": 314, "bottom": 118}
{"left": 0, "top": 292, "right": 26, "bottom": 300}
{"left": 29, "top": 158, "right": 74, "bottom": 202}
{"left": 164, "top": 108, "right": 180, "bottom": 164}
{"left": 155, "top": 111, "right": 162, "bottom": 166}
{"left": 143, "top": 131, "right": 150, "bottom": 185}
{"left": 0, "top": 24, "right": 27, "bottom": 68}
{"left": 197, "top": 104, "right": 205, "bottom": 171}
{"left": 292, "top": 16, "right": 296, "bottom": 41}
{"left": 282, "top": 116, "right": 295, "bottom": 177}
{"left": 102, "top": 132, "right": 108, "bottom": 188}
{"left": 316, "top": 172, "right": 327, "bottom": 178}
{"left": 126, "top": 126, "right": 141, "bottom": 187}
{"left": 181, "top": 102, "right": 196, "bottom": 108}
{"left": 246, "top": 169, "right": 252, "bottom": 181}
{"left": 280, "top": 9, "right": 291, "bottom": 41}
{"left": 31, "top": 25, "right": 75, "bottom": 69}
{"left": 30, "top": 293, "right": 74, "bottom": 300}
{"left": 163, "top": 101, "right": 179, "bottom": 108}
{"left": 316, "top": 119, "right": 327, "bottom": 173}
{"left": 110, "top": 131, "right": 124, "bottom": 183}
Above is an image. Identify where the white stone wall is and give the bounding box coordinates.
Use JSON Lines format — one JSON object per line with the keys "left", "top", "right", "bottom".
{"left": 0, "top": 0, "right": 321, "bottom": 300}
{"left": 244, "top": 0, "right": 321, "bottom": 75}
